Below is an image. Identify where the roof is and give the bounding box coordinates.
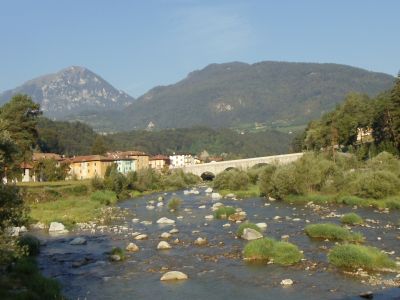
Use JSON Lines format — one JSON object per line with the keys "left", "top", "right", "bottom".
{"left": 20, "top": 162, "right": 33, "bottom": 169}
{"left": 106, "top": 151, "right": 148, "bottom": 159}
{"left": 71, "top": 155, "right": 114, "bottom": 163}
{"left": 33, "top": 152, "right": 63, "bottom": 161}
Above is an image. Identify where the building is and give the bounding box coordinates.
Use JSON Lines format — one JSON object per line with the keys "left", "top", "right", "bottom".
{"left": 149, "top": 155, "right": 170, "bottom": 171}
{"left": 107, "top": 151, "right": 149, "bottom": 171}
{"left": 169, "top": 154, "right": 199, "bottom": 168}
{"left": 115, "top": 158, "right": 136, "bottom": 174}
{"left": 356, "top": 127, "right": 373, "bottom": 144}
{"left": 20, "top": 162, "right": 34, "bottom": 182}
{"left": 69, "top": 155, "right": 114, "bottom": 180}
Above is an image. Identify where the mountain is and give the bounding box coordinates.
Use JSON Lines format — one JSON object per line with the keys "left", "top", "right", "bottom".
{"left": 75, "top": 61, "right": 394, "bottom": 132}
{"left": 0, "top": 66, "right": 134, "bottom": 118}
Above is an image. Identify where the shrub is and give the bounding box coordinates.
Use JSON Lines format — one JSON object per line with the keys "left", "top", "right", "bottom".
{"left": 64, "top": 184, "right": 88, "bottom": 196}
{"left": 213, "top": 170, "right": 250, "bottom": 191}
{"left": 258, "top": 165, "right": 277, "bottom": 196}
{"left": 243, "top": 238, "right": 303, "bottom": 265}
{"left": 168, "top": 197, "right": 182, "bottom": 210}
{"left": 19, "top": 234, "right": 41, "bottom": 256}
{"left": 117, "top": 190, "right": 131, "bottom": 200}
{"left": 90, "top": 190, "right": 117, "bottom": 205}
{"left": 134, "top": 169, "right": 161, "bottom": 192}
{"left": 344, "top": 170, "right": 400, "bottom": 199}
{"left": 268, "top": 164, "right": 301, "bottom": 199}
{"left": 214, "top": 206, "right": 236, "bottom": 219}
{"left": 328, "top": 244, "right": 396, "bottom": 271}
{"left": 341, "top": 213, "right": 363, "bottom": 225}
{"left": 305, "top": 223, "right": 364, "bottom": 242}
{"left": 237, "top": 222, "right": 261, "bottom": 237}
{"left": 91, "top": 176, "right": 105, "bottom": 190}
{"left": 367, "top": 152, "right": 400, "bottom": 176}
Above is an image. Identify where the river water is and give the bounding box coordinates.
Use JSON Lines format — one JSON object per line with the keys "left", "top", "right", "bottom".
{"left": 35, "top": 188, "right": 400, "bottom": 300}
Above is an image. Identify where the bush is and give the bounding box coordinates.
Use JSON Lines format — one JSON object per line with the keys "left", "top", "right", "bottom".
{"left": 258, "top": 165, "right": 277, "bottom": 196}
{"left": 63, "top": 184, "right": 88, "bottom": 196}
{"left": 134, "top": 169, "right": 161, "bottom": 192}
{"left": 161, "top": 170, "right": 200, "bottom": 190}
{"left": 341, "top": 213, "right": 363, "bottom": 225}
{"left": 90, "top": 190, "right": 117, "bottom": 205}
{"left": 168, "top": 197, "right": 182, "bottom": 210}
{"left": 328, "top": 244, "right": 397, "bottom": 271}
{"left": 91, "top": 176, "right": 105, "bottom": 190}
{"left": 214, "top": 206, "right": 236, "bottom": 219}
{"left": 268, "top": 164, "right": 301, "bottom": 199}
{"left": 243, "top": 238, "right": 303, "bottom": 265}
{"left": 367, "top": 152, "right": 400, "bottom": 176}
{"left": 19, "top": 234, "right": 41, "bottom": 256}
{"left": 305, "top": 223, "right": 364, "bottom": 242}
{"left": 237, "top": 222, "right": 261, "bottom": 237}
{"left": 213, "top": 169, "right": 250, "bottom": 191}
{"left": 117, "top": 190, "right": 131, "bottom": 200}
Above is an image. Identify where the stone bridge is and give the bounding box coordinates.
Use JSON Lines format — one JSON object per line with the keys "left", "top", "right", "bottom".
{"left": 179, "top": 152, "right": 304, "bottom": 177}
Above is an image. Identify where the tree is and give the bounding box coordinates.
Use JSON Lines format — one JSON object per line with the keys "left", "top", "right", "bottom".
{"left": 33, "top": 159, "right": 69, "bottom": 182}
{"left": 91, "top": 136, "right": 107, "bottom": 155}
{"left": 0, "top": 94, "right": 40, "bottom": 177}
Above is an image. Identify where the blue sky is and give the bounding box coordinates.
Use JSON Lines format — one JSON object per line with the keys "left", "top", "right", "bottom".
{"left": 0, "top": 0, "right": 399, "bottom": 97}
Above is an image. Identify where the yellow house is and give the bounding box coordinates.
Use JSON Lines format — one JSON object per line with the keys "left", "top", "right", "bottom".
{"left": 149, "top": 155, "right": 170, "bottom": 171}
{"left": 69, "top": 155, "right": 114, "bottom": 180}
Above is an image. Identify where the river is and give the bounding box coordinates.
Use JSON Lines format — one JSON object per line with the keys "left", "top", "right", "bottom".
{"left": 35, "top": 187, "right": 400, "bottom": 299}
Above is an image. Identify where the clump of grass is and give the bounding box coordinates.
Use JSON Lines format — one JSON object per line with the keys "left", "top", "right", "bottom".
{"left": 168, "top": 197, "right": 182, "bottom": 210}
{"left": 214, "top": 206, "right": 236, "bottom": 219}
{"left": 237, "top": 222, "right": 261, "bottom": 237}
{"left": 305, "top": 223, "right": 364, "bottom": 242}
{"left": 341, "top": 213, "right": 363, "bottom": 225}
{"left": 110, "top": 247, "right": 126, "bottom": 261}
{"left": 328, "top": 244, "right": 397, "bottom": 271}
{"left": 19, "top": 234, "right": 41, "bottom": 256}
{"left": 285, "top": 194, "right": 335, "bottom": 205}
{"left": 91, "top": 190, "right": 117, "bottom": 205}
{"left": 243, "top": 238, "right": 303, "bottom": 265}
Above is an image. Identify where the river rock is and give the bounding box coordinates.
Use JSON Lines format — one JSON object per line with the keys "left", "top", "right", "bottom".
{"left": 223, "top": 223, "right": 231, "bottom": 228}
{"left": 169, "top": 228, "right": 179, "bottom": 234}
{"left": 281, "top": 235, "right": 290, "bottom": 242}
{"left": 242, "top": 228, "right": 263, "bottom": 240}
{"left": 173, "top": 238, "right": 180, "bottom": 244}
{"left": 146, "top": 205, "right": 155, "bottom": 210}
{"left": 205, "top": 215, "right": 214, "bottom": 220}
{"left": 256, "top": 223, "right": 267, "bottom": 230}
{"left": 225, "top": 193, "right": 235, "bottom": 198}
{"left": 126, "top": 242, "right": 139, "bottom": 252}
{"left": 49, "top": 222, "right": 68, "bottom": 233}
{"left": 184, "top": 190, "right": 190, "bottom": 195}
{"left": 132, "top": 218, "right": 139, "bottom": 223}
{"left": 194, "top": 237, "right": 207, "bottom": 246}
{"left": 31, "top": 222, "right": 46, "bottom": 230}
{"left": 135, "top": 234, "right": 148, "bottom": 240}
{"left": 198, "top": 205, "right": 206, "bottom": 209}
{"left": 70, "top": 237, "right": 87, "bottom": 245}
{"left": 205, "top": 187, "right": 213, "bottom": 193}
{"left": 158, "top": 196, "right": 164, "bottom": 201}
{"left": 110, "top": 255, "right": 122, "bottom": 262}
{"left": 157, "top": 241, "right": 172, "bottom": 250}
{"left": 160, "top": 232, "right": 171, "bottom": 239}
{"left": 211, "top": 193, "right": 222, "bottom": 200}
{"left": 280, "top": 279, "right": 293, "bottom": 286}
{"left": 157, "top": 202, "right": 164, "bottom": 207}
{"left": 160, "top": 271, "right": 188, "bottom": 281}
{"left": 228, "top": 212, "right": 246, "bottom": 222}
{"left": 8, "top": 226, "right": 28, "bottom": 236}
{"left": 157, "top": 217, "right": 175, "bottom": 225}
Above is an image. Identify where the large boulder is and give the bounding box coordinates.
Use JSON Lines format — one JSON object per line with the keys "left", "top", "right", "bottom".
{"left": 242, "top": 228, "right": 263, "bottom": 240}
{"left": 205, "top": 187, "right": 213, "bottom": 193}
{"left": 157, "top": 217, "right": 175, "bottom": 225}
{"left": 160, "top": 271, "right": 188, "bottom": 281}
{"left": 49, "top": 222, "right": 68, "bottom": 234}
{"left": 211, "top": 193, "right": 222, "bottom": 200}
{"left": 126, "top": 242, "right": 139, "bottom": 252}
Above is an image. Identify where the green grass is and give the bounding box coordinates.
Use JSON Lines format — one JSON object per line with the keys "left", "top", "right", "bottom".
{"left": 91, "top": 190, "right": 117, "bottom": 205}
{"left": 284, "top": 194, "right": 335, "bottom": 205}
{"left": 0, "top": 257, "right": 64, "bottom": 299}
{"left": 168, "top": 197, "right": 182, "bottom": 210}
{"left": 18, "top": 234, "right": 41, "bottom": 256}
{"left": 218, "top": 184, "right": 260, "bottom": 198}
{"left": 328, "top": 244, "right": 397, "bottom": 271}
{"left": 237, "top": 222, "right": 262, "bottom": 237}
{"left": 243, "top": 238, "right": 303, "bottom": 265}
{"left": 214, "top": 206, "right": 236, "bottom": 219}
{"left": 29, "top": 197, "right": 104, "bottom": 228}
{"left": 341, "top": 213, "right": 363, "bottom": 225}
{"left": 305, "top": 223, "right": 364, "bottom": 243}
{"left": 110, "top": 247, "right": 126, "bottom": 261}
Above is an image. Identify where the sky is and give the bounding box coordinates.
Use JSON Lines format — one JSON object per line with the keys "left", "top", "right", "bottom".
{"left": 0, "top": 0, "right": 399, "bottom": 97}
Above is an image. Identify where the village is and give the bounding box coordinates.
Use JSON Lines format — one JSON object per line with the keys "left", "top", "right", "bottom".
{"left": 14, "top": 151, "right": 209, "bottom": 183}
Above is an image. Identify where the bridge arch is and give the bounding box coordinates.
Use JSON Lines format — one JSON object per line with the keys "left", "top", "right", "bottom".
{"left": 201, "top": 171, "right": 215, "bottom": 181}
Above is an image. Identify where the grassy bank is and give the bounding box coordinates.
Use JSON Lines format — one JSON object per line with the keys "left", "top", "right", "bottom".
{"left": 218, "top": 184, "right": 260, "bottom": 198}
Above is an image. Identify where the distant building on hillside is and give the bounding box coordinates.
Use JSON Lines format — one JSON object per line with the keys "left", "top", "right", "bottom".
{"left": 107, "top": 151, "right": 149, "bottom": 171}
{"left": 356, "top": 127, "right": 373, "bottom": 144}
{"left": 69, "top": 155, "right": 114, "bottom": 180}
{"left": 149, "top": 155, "right": 170, "bottom": 171}
{"left": 169, "top": 154, "right": 200, "bottom": 168}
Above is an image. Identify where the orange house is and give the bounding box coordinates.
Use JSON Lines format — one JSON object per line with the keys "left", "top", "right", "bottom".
{"left": 69, "top": 155, "right": 114, "bottom": 180}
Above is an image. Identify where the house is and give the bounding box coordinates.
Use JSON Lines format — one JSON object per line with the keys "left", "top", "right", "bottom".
{"left": 169, "top": 154, "right": 199, "bottom": 168}
{"left": 20, "top": 162, "right": 34, "bottom": 182}
{"left": 69, "top": 155, "right": 114, "bottom": 180}
{"left": 149, "top": 155, "right": 170, "bottom": 171}
{"left": 356, "top": 127, "right": 373, "bottom": 144}
{"left": 107, "top": 151, "right": 149, "bottom": 171}
{"left": 115, "top": 158, "right": 136, "bottom": 174}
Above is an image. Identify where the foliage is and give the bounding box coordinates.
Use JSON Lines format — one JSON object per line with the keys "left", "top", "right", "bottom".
{"left": 19, "top": 234, "right": 41, "bottom": 256}
{"left": 33, "top": 158, "right": 69, "bottom": 181}
{"left": 168, "top": 197, "right": 182, "bottom": 210}
{"left": 243, "top": 238, "right": 303, "bottom": 265}
{"left": 305, "top": 223, "right": 364, "bottom": 242}
{"left": 237, "top": 222, "right": 261, "bottom": 237}
{"left": 161, "top": 169, "right": 200, "bottom": 190}
{"left": 91, "top": 176, "right": 105, "bottom": 190}
{"left": 133, "top": 169, "right": 161, "bottom": 192}
{"left": 213, "top": 169, "right": 250, "bottom": 191}
{"left": 214, "top": 206, "right": 236, "bottom": 219}
{"left": 91, "top": 135, "right": 107, "bottom": 155}
{"left": 341, "top": 213, "right": 363, "bottom": 225}
{"left": 0, "top": 257, "right": 64, "bottom": 299}
{"left": 90, "top": 190, "right": 117, "bottom": 205}
{"left": 328, "top": 244, "right": 397, "bottom": 271}
{"left": 110, "top": 247, "right": 126, "bottom": 261}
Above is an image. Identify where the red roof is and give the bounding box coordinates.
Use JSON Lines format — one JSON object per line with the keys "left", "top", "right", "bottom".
{"left": 71, "top": 155, "right": 114, "bottom": 163}
{"left": 150, "top": 155, "right": 170, "bottom": 161}
{"left": 20, "top": 162, "right": 33, "bottom": 169}
{"left": 106, "top": 151, "right": 148, "bottom": 159}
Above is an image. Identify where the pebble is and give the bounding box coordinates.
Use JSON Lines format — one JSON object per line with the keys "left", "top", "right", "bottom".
{"left": 280, "top": 279, "right": 293, "bottom": 286}
{"left": 157, "top": 241, "right": 172, "bottom": 250}
{"left": 126, "top": 243, "right": 139, "bottom": 252}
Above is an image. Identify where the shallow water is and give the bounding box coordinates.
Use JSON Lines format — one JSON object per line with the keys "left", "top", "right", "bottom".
{"left": 36, "top": 188, "right": 400, "bottom": 300}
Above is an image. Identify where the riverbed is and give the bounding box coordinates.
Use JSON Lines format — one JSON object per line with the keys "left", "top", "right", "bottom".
{"left": 35, "top": 187, "right": 400, "bottom": 299}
